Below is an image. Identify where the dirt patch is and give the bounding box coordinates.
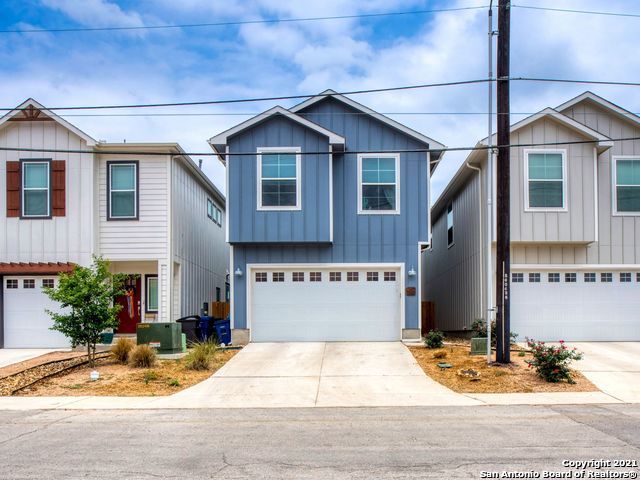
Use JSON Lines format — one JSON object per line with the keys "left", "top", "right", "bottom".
{"left": 9, "top": 349, "right": 238, "bottom": 397}
{"left": 409, "top": 344, "right": 597, "bottom": 393}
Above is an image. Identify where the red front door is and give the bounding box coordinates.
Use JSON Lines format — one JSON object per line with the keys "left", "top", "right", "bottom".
{"left": 115, "top": 276, "right": 141, "bottom": 334}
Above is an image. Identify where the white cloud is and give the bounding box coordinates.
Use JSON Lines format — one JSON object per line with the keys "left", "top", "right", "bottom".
{"left": 40, "top": 0, "right": 145, "bottom": 28}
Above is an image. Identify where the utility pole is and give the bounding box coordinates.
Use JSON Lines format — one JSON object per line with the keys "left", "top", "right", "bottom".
{"left": 495, "top": 0, "right": 511, "bottom": 364}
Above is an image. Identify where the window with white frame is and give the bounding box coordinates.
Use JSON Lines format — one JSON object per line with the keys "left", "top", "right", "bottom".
{"left": 526, "top": 151, "right": 565, "bottom": 209}
{"left": 565, "top": 273, "right": 577, "bottom": 283}
{"left": 548, "top": 273, "right": 560, "bottom": 283}
{"left": 601, "top": 272, "right": 612, "bottom": 283}
{"left": 620, "top": 272, "right": 632, "bottom": 283}
{"left": 255, "top": 272, "right": 267, "bottom": 283}
{"left": 22, "top": 161, "right": 50, "bottom": 217}
{"left": 293, "top": 272, "right": 304, "bottom": 282}
{"left": 6, "top": 279, "right": 18, "bottom": 289}
{"left": 614, "top": 158, "right": 640, "bottom": 213}
{"left": 511, "top": 273, "right": 523, "bottom": 283}
{"left": 584, "top": 272, "right": 596, "bottom": 283}
{"left": 258, "top": 149, "right": 300, "bottom": 209}
{"left": 42, "top": 279, "right": 55, "bottom": 289}
{"left": 207, "top": 198, "right": 215, "bottom": 220}
{"left": 383, "top": 271, "right": 396, "bottom": 282}
{"left": 272, "top": 272, "right": 285, "bottom": 282}
{"left": 23, "top": 279, "right": 35, "bottom": 289}
{"left": 207, "top": 199, "right": 222, "bottom": 226}
{"left": 366, "top": 272, "right": 379, "bottom": 282}
{"left": 108, "top": 162, "right": 138, "bottom": 219}
{"left": 214, "top": 206, "right": 222, "bottom": 225}
{"left": 146, "top": 275, "right": 158, "bottom": 313}
{"left": 310, "top": 272, "right": 322, "bottom": 282}
{"left": 358, "top": 154, "right": 399, "bottom": 213}
{"left": 347, "top": 271, "right": 359, "bottom": 282}
{"left": 329, "top": 272, "right": 341, "bottom": 282}
{"left": 447, "top": 203, "right": 454, "bottom": 247}
{"left": 529, "top": 273, "right": 540, "bottom": 283}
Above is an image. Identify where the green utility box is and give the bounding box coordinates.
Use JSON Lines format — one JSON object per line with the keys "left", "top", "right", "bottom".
{"left": 136, "top": 322, "right": 183, "bottom": 353}
{"left": 470, "top": 337, "right": 489, "bottom": 356}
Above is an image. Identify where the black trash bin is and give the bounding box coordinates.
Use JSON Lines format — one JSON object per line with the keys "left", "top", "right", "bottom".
{"left": 176, "top": 315, "right": 201, "bottom": 344}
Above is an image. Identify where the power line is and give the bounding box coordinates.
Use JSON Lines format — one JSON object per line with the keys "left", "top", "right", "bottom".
{"left": 2, "top": 136, "right": 638, "bottom": 163}
{"left": 512, "top": 4, "right": 640, "bottom": 19}
{"left": 0, "top": 5, "right": 487, "bottom": 34}
{"left": 0, "top": 79, "right": 492, "bottom": 111}
{"left": 4, "top": 76, "right": 640, "bottom": 112}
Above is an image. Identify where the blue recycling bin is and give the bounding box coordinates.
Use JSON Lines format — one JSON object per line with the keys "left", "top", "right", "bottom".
{"left": 197, "top": 316, "right": 215, "bottom": 342}
{"left": 213, "top": 318, "right": 232, "bottom": 345}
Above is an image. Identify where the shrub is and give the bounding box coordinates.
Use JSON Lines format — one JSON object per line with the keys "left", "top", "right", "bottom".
{"left": 471, "top": 318, "right": 519, "bottom": 346}
{"left": 143, "top": 371, "right": 158, "bottom": 384}
{"left": 525, "top": 339, "right": 583, "bottom": 384}
{"left": 184, "top": 341, "right": 218, "bottom": 371}
{"left": 424, "top": 330, "right": 445, "bottom": 349}
{"left": 518, "top": 351, "right": 526, "bottom": 357}
{"left": 111, "top": 337, "right": 135, "bottom": 364}
{"left": 129, "top": 344, "right": 157, "bottom": 368}
{"left": 168, "top": 379, "right": 180, "bottom": 387}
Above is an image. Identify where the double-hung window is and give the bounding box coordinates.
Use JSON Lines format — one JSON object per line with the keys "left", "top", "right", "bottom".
{"left": 613, "top": 157, "right": 640, "bottom": 214}
{"left": 257, "top": 148, "right": 300, "bottom": 209}
{"left": 146, "top": 275, "right": 158, "bottom": 313}
{"left": 526, "top": 151, "right": 566, "bottom": 210}
{"left": 358, "top": 154, "right": 400, "bottom": 214}
{"left": 108, "top": 162, "right": 138, "bottom": 220}
{"left": 22, "top": 160, "right": 50, "bottom": 217}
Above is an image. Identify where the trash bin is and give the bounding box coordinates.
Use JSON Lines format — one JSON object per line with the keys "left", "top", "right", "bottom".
{"left": 176, "top": 315, "right": 200, "bottom": 344}
{"left": 213, "top": 318, "right": 232, "bottom": 345}
{"left": 198, "top": 316, "right": 215, "bottom": 342}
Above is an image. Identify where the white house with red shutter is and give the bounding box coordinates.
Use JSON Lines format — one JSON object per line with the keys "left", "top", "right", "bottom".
{"left": 0, "top": 99, "right": 228, "bottom": 348}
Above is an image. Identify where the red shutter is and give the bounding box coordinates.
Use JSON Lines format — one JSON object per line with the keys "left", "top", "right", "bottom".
{"left": 51, "top": 160, "right": 66, "bottom": 217}
{"left": 6, "top": 161, "right": 20, "bottom": 217}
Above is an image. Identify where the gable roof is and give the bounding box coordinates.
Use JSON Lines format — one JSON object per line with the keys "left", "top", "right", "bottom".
{"left": 556, "top": 91, "right": 640, "bottom": 129}
{"left": 208, "top": 105, "right": 346, "bottom": 162}
{"left": 481, "top": 107, "right": 613, "bottom": 153}
{"left": 290, "top": 89, "right": 447, "bottom": 161}
{"left": 0, "top": 98, "right": 97, "bottom": 146}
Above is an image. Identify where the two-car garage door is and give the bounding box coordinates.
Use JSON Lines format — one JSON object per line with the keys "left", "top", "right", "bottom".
{"left": 511, "top": 271, "right": 640, "bottom": 341}
{"left": 3, "top": 277, "right": 70, "bottom": 348}
{"left": 250, "top": 266, "right": 402, "bottom": 342}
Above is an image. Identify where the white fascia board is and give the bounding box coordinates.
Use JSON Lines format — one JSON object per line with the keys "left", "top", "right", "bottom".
{"left": 290, "top": 89, "right": 447, "bottom": 154}
{"left": 0, "top": 98, "right": 98, "bottom": 146}
{"left": 480, "top": 108, "right": 613, "bottom": 152}
{"left": 207, "top": 106, "right": 345, "bottom": 149}
{"left": 556, "top": 91, "right": 640, "bottom": 129}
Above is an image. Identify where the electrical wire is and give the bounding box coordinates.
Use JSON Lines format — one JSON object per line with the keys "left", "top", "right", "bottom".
{"left": 3, "top": 77, "right": 639, "bottom": 112}
{"left": 1, "top": 136, "right": 636, "bottom": 164}
{"left": 0, "top": 5, "right": 488, "bottom": 34}
{"left": 512, "top": 4, "right": 640, "bottom": 19}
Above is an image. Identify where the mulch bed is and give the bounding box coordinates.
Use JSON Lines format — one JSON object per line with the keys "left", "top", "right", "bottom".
{"left": 1, "top": 349, "right": 238, "bottom": 397}
{"left": 409, "top": 344, "right": 597, "bottom": 393}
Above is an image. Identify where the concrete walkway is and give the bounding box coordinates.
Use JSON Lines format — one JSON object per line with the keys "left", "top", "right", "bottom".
{"left": 0, "top": 342, "right": 633, "bottom": 410}
{"left": 0, "top": 349, "right": 67, "bottom": 368}
{"left": 570, "top": 342, "right": 640, "bottom": 403}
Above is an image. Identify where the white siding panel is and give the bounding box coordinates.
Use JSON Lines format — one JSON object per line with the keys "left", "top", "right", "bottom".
{"left": 98, "top": 154, "right": 169, "bottom": 259}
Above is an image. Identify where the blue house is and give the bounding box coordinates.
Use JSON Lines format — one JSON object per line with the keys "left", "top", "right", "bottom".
{"left": 209, "top": 90, "right": 445, "bottom": 342}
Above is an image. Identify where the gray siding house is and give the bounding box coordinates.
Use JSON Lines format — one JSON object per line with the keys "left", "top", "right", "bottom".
{"left": 423, "top": 92, "right": 640, "bottom": 341}
{"left": 210, "top": 91, "right": 444, "bottom": 342}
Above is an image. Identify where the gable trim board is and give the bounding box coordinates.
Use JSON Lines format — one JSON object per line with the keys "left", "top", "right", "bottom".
{"left": 556, "top": 91, "right": 640, "bottom": 129}
{"left": 208, "top": 106, "right": 346, "bottom": 159}
{"left": 290, "top": 89, "right": 446, "bottom": 162}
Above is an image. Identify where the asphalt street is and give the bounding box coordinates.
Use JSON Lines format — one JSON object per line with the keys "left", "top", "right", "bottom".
{"left": 1, "top": 404, "right": 639, "bottom": 479}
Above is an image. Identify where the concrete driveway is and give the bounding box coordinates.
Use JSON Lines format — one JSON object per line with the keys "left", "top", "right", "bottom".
{"left": 166, "top": 342, "right": 479, "bottom": 408}
{"left": 572, "top": 342, "right": 640, "bottom": 403}
{"left": 0, "top": 349, "right": 64, "bottom": 369}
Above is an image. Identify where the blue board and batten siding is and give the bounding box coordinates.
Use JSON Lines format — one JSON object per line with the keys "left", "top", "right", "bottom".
{"left": 228, "top": 115, "right": 331, "bottom": 243}
{"left": 229, "top": 98, "right": 431, "bottom": 332}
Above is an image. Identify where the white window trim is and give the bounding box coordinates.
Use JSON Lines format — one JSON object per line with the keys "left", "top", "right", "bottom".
{"left": 523, "top": 149, "right": 568, "bottom": 212}
{"left": 108, "top": 162, "right": 138, "bottom": 219}
{"left": 357, "top": 153, "right": 401, "bottom": 215}
{"left": 256, "top": 147, "right": 302, "bottom": 211}
{"left": 612, "top": 155, "right": 640, "bottom": 216}
{"left": 146, "top": 275, "right": 159, "bottom": 313}
{"left": 22, "top": 160, "right": 51, "bottom": 218}
{"left": 446, "top": 202, "right": 454, "bottom": 248}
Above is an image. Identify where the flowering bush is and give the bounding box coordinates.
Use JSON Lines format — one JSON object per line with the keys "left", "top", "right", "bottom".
{"left": 525, "top": 339, "right": 583, "bottom": 384}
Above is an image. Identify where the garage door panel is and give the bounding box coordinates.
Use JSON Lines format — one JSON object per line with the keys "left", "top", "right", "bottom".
{"left": 4, "top": 277, "right": 71, "bottom": 348}
{"left": 512, "top": 274, "right": 640, "bottom": 342}
{"left": 250, "top": 267, "right": 401, "bottom": 342}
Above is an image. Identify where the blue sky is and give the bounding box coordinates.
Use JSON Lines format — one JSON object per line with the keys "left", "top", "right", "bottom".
{"left": 2, "top": 0, "right": 640, "bottom": 199}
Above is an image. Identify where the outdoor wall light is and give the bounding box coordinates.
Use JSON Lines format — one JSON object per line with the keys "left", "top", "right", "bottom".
{"left": 234, "top": 267, "right": 243, "bottom": 277}
{"left": 408, "top": 266, "right": 417, "bottom": 277}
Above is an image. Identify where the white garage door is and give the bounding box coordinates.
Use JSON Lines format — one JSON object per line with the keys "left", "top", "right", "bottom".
{"left": 250, "top": 266, "right": 402, "bottom": 342}
{"left": 511, "top": 271, "right": 640, "bottom": 342}
{"left": 3, "top": 277, "right": 71, "bottom": 348}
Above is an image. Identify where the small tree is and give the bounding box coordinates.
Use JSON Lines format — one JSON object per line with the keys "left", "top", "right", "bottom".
{"left": 45, "top": 257, "right": 126, "bottom": 365}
